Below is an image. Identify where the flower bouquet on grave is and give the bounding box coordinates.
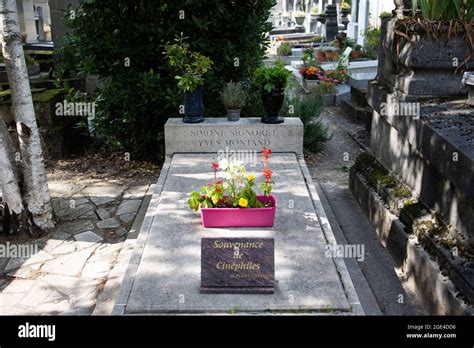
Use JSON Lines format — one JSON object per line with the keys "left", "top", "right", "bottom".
{"left": 188, "top": 148, "right": 276, "bottom": 228}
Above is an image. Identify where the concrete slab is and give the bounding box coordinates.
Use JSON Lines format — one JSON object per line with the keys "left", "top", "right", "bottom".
{"left": 124, "top": 153, "right": 353, "bottom": 314}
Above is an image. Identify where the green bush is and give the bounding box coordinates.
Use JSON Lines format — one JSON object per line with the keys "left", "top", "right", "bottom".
{"left": 277, "top": 43, "right": 292, "bottom": 56}
{"left": 57, "top": 1, "right": 274, "bottom": 157}
{"left": 281, "top": 90, "right": 331, "bottom": 153}
{"left": 362, "top": 25, "right": 381, "bottom": 60}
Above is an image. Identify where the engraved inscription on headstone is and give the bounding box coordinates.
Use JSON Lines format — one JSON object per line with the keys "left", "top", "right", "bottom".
{"left": 200, "top": 238, "right": 275, "bottom": 294}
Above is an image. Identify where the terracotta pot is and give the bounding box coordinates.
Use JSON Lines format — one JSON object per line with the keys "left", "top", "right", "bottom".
{"left": 316, "top": 50, "right": 326, "bottom": 62}
{"left": 324, "top": 50, "right": 338, "bottom": 61}
{"left": 351, "top": 50, "right": 362, "bottom": 60}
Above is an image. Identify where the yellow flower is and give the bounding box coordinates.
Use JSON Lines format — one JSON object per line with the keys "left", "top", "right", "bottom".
{"left": 247, "top": 175, "right": 256, "bottom": 182}
{"left": 212, "top": 196, "right": 219, "bottom": 205}
{"left": 238, "top": 198, "right": 248, "bottom": 208}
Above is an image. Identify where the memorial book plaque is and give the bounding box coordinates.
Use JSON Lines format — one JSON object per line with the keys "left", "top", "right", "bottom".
{"left": 200, "top": 238, "right": 275, "bottom": 294}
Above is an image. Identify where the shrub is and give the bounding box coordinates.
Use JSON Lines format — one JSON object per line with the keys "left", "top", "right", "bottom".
{"left": 57, "top": 1, "right": 274, "bottom": 158}
{"left": 281, "top": 90, "right": 331, "bottom": 153}
{"left": 277, "top": 42, "right": 292, "bottom": 56}
{"left": 163, "top": 37, "right": 213, "bottom": 92}
{"left": 362, "top": 25, "right": 381, "bottom": 59}
{"left": 222, "top": 82, "right": 247, "bottom": 110}
{"left": 254, "top": 61, "right": 292, "bottom": 93}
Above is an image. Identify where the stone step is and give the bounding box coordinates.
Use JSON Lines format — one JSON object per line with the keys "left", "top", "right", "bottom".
{"left": 348, "top": 72, "right": 377, "bottom": 89}
{"left": 350, "top": 86, "right": 369, "bottom": 107}
{"left": 341, "top": 98, "right": 372, "bottom": 132}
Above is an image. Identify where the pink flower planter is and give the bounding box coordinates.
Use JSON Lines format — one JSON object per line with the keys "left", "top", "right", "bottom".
{"left": 200, "top": 195, "right": 276, "bottom": 228}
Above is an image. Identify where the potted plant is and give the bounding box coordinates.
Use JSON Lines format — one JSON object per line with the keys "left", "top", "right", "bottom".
{"left": 300, "top": 65, "right": 323, "bottom": 91}
{"left": 164, "top": 37, "right": 213, "bottom": 123}
{"left": 351, "top": 44, "right": 363, "bottom": 60}
{"left": 340, "top": 2, "right": 351, "bottom": 17}
{"left": 385, "top": 0, "right": 474, "bottom": 97}
{"left": 276, "top": 42, "right": 293, "bottom": 65}
{"left": 324, "top": 46, "right": 339, "bottom": 61}
{"left": 294, "top": 11, "right": 306, "bottom": 26}
{"left": 254, "top": 61, "right": 292, "bottom": 124}
{"left": 315, "top": 47, "right": 327, "bottom": 62}
{"left": 316, "top": 11, "right": 326, "bottom": 23}
{"left": 188, "top": 148, "right": 277, "bottom": 228}
{"left": 222, "top": 82, "right": 247, "bottom": 121}
{"left": 319, "top": 80, "right": 337, "bottom": 95}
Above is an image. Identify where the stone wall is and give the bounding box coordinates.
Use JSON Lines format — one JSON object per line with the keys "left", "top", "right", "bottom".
{"left": 367, "top": 83, "right": 474, "bottom": 248}
{"left": 48, "top": 0, "right": 81, "bottom": 47}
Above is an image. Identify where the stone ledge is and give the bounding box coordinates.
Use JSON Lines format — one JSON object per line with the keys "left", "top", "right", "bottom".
{"left": 164, "top": 117, "right": 304, "bottom": 155}
{"left": 350, "top": 164, "right": 474, "bottom": 315}
{"left": 350, "top": 154, "right": 474, "bottom": 312}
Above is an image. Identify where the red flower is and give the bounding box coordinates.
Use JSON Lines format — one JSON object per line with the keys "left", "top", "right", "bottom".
{"left": 262, "top": 147, "right": 272, "bottom": 161}
{"left": 211, "top": 162, "right": 219, "bottom": 169}
{"left": 216, "top": 180, "right": 223, "bottom": 185}
{"left": 263, "top": 169, "right": 273, "bottom": 180}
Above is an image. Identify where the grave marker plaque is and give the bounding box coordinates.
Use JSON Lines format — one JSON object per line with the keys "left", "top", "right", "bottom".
{"left": 200, "top": 238, "right": 275, "bottom": 294}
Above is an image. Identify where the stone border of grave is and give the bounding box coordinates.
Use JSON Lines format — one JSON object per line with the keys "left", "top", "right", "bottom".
{"left": 111, "top": 154, "right": 364, "bottom": 315}
{"left": 111, "top": 156, "right": 173, "bottom": 315}
{"left": 350, "top": 155, "right": 474, "bottom": 315}
{"left": 92, "top": 183, "right": 156, "bottom": 315}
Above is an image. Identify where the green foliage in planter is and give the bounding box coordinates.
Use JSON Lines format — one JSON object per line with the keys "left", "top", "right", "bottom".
{"left": 163, "top": 37, "right": 213, "bottom": 92}
{"left": 254, "top": 61, "right": 292, "bottom": 93}
{"left": 57, "top": 0, "right": 274, "bottom": 157}
{"left": 281, "top": 90, "right": 331, "bottom": 153}
{"left": 411, "top": 0, "right": 473, "bottom": 21}
{"left": 277, "top": 42, "right": 292, "bottom": 56}
{"left": 221, "top": 81, "right": 247, "bottom": 110}
{"left": 362, "top": 25, "right": 381, "bottom": 60}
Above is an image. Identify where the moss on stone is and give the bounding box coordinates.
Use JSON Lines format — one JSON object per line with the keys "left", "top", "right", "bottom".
{"left": 372, "top": 170, "right": 396, "bottom": 187}
{"left": 392, "top": 186, "right": 412, "bottom": 198}
{"left": 401, "top": 200, "right": 424, "bottom": 219}
{"left": 33, "top": 89, "right": 63, "bottom": 103}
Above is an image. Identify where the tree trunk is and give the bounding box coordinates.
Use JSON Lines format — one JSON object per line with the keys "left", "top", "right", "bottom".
{"left": 0, "top": 0, "right": 54, "bottom": 231}
{"left": 0, "top": 114, "right": 30, "bottom": 234}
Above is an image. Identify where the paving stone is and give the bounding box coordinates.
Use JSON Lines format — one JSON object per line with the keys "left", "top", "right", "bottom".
{"left": 95, "top": 208, "right": 111, "bottom": 220}
{"left": 115, "top": 226, "right": 128, "bottom": 237}
{"left": 90, "top": 196, "right": 117, "bottom": 206}
{"left": 7, "top": 266, "right": 39, "bottom": 279}
{"left": 0, "top": 292, "right": 29, "bottom": 307}
{"left": 123, "top": 185, "right": 149, "bottom": 199}
{"left": 55, "top": 203, "right": 95, "bottom": 220}
{"left": 4, "top": 257, "right": 28, "bottom": 273}
{"left": 19, "top": 274, "right": 102, "bottom": 314}
{"left": 0, "top": 279, "right": 36, "bottom": 293}
{"left": 46, "top": 240, "right": 77, "bottom": 255}
{"left": 82, "top": 260, "right": 113, "bottom": 278}
{"left": 6, "top": 251, "right": 54, "bottom": 274}
{"left": 118, "top": 213, "right": 135, "bottom": 224}
{"left": 48, "top": 182, "right": 85, "bottom": 198}
{"left": 59, "top": 220, "right": 95, "bottom": 235}
{"left": 97, "top": 218, "right": 121, "bottom": 229}
{"left": 116, "top": 200, "right": 141, "bottom": 216}
{"left": 74, "top": 231, "right": 103, "bottom": 244}
{"left": 41, "top": 246, "right": 97, "bottom": 277}
{"left": 84, "top": 184, "right": 125, "bottom": 207}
